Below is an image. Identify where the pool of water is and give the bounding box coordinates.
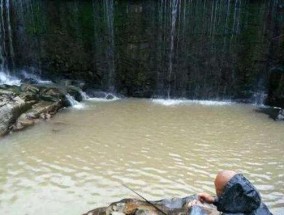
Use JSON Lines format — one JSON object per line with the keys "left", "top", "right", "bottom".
{"left": 0, "top": 99, "right": 283, "bottom": 214}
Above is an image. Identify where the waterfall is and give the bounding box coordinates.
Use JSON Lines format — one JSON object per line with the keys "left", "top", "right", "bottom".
{"left": 6, "top": 0, "right": 14, "bottom": 70}
{"left": 65, "top": 94, "right": 85, "bottom": 109}
{"left": 167, "top": 0, "right": 179, "bottom": 99}
{"left": 1, "top": 0, "right": 282, "bottom": 103}
{"left": 252, "top": 91, "right": 267, "bottom": 106}
{"left": 92, "top": 0, "right": 116, "bottom": 93}
{"left": 20, "top": 70, "right": 52, "bottom": 84}
{"left": 232, "top": 0, "right": 241, "bottom": 37}
{"left": 0, "top": 0, "right": 6, "bottom": 72}
{"left": 105, "top": 0, "right": 115, "bottom": 92}
{"left": 0, "top": 71, "right": 21, "bottom": 85}
{"left": 80, "top": 91, "right": 89, "bottom": 100}
{"left": 0, "top": 0, "right": 15, "bottom": 73}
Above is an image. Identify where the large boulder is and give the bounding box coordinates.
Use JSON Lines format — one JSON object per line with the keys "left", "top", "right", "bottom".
{"left": 0, "top": 95, "right": 35, "bottom": 136}
{"left": 12, "top": 101, "right": 62, "bottom": 132}
{"left": 0, "top": 81, "right": 84, "bottom": 137}
{"left": 19, "top": 84, "right": 40, "bottom": 101}
{"left": 39, "top": 87, "right": 66, "bottom": 102}
{"left": 83, "top": 196, "right": 218, "bottom": 215}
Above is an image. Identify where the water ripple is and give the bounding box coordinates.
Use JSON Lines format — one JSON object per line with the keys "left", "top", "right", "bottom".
{"left": 0, "top": 99, "right": 283, "bottom": 214}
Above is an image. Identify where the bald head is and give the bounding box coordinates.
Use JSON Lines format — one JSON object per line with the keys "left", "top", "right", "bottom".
{"left": 214, "top": 170, "right": 237, "bottom": 197}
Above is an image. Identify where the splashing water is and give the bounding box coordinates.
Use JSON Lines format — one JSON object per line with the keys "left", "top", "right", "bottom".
{"left": 0, "top": 71, "right": 21, "bottom": 85}
{"left": 20, "top": 70, "right": 52, "bottom": 84}
{"left": 87, "top": 92, "right": 120, "bottom": 102}
{"left": 80, "top": 91, "right": 90, "bottom": 100}
{"left": 252, "top": 91, "right": 267, "bottom": 107}
{"left": 65, "top": 94, "right": 85, "bottom": 109}
{"left": 167, "top": 0, "right": 179, "bottom": 98}
{"left": 152, "top": 99, "right": 233, "bottom": 106}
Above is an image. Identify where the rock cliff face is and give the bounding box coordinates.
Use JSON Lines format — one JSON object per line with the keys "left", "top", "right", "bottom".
{"left": 6, "top": 1, "right": 284, "bottom": 102}
{"left": 267, "top": 69, "right": 284, "bottom": 109}
{"left": 0, "top": 83, "right": 82, "bottom": 137}
{"left": 263, "top": 69, "right": 284, "bottom": 121}
{"left": 83, "top": 196, "right": 219, "bottom": 215}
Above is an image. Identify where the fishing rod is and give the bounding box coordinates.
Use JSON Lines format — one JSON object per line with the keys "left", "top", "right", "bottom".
{"left": 122, "top": 184, "right": 168, "bottom": 215}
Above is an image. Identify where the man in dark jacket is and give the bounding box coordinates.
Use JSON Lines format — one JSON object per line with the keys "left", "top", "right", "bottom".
{"left": 198, "top": 170, "right": 272, "bottom": 215}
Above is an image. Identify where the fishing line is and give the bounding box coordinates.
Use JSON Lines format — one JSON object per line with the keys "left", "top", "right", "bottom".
{"left": 122, "top": 183, "right": 168, "bottom": 215}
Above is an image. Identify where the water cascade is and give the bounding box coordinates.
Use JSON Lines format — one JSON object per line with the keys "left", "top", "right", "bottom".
{"left": 1, "top": 0, "right": 283, "bottom": 104}
{"left": 167, "top": 0, "right": 180, "bottom": 99}
{"left": 0, "top": 0, "right": 5, "bottom": 71}
{"left": 0, "top": 0, "right": 14, "bottom": 73}
{"left": 92, "top": 0, "right": 116, "bottom": 93}
{"left": 5, "top": 0, "right": 14, "bottom": 70}
{"left": 0, "top": 71, "right": 21, "bottom": 85}
{"left": 105, "top": 0, "right": 115, "bottom": 92}
{"left": 65, "top": 94, "right": 85, "bottom": 109}
{"left": 80, "top": 90, "right": 90, "bottom": 101}
{"left": 0, "top": 0, "right": 18, "bottom": 84}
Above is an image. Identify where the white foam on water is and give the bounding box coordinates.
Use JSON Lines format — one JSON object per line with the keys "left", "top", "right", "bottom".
{"left": 191, "top": 100, "right": 233, "bottom": 106}
{"left": 79, "top": 91, "right": 90, "bottom": 100}
{"left": 152, "top": 99, "right": 233, "bottom": 106}
{"left": 0, "top": 71, "right": 21, "bottom": 85}
{"left": 65, "top": 94, "right": 85, "bottom": 109}
{"left": 87, "top": 97, "right": 120, "bottom": 102}
{"left": 21, "top": 70, "right": 52, "bottom": 84}
{"left": 152, "top": 99, "right": 184, "bottom": 106}
{"left": 87, "top": 93, "right": 120, "bottom": 102}
{"left": 0, "top": 71, "right": 52, "bottom": 86}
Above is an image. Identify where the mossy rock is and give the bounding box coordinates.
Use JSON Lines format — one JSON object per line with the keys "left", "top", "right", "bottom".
{"left": 20, "top": 84, "right": 40, "bottom": 94}
{"left": 39, "top": 87, "right": 65, "bottom": 102}
{"left": 66, "top": 85, "right": 83, "bottom": 102}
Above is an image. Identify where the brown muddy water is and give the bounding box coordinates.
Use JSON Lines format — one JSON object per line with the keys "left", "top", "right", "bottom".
{"left": 0, "top": 99, "right": 283, "bottom": 215}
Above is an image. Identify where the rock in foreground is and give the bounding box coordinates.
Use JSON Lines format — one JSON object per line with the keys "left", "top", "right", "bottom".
{"left": 83, "top": 196, "right": 219, "bottom": 215}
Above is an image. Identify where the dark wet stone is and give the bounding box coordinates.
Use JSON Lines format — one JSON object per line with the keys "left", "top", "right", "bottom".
{"left": 267, "top": 69, "right": 284, "bottom": 108}
{"left": 85, "top": 90, "right": 108, "bottom": 98}
{"left": 255, "top": 107, "right": 284, "bottom": 121}
{"left": 21, "top": 78, "right": 38, "bottom": 85}
{"left": 83, "top": 196, "right": 218, "bottom": 215}
{"left": 39, "top": 87, "right": 65, "bottom": 103}
{"left": 67, "top": 85, "right": 83, "bottom": 102}
{"left": 20, "top": 84, "right": 40, "bottom": 95}
{"left": 276, "top": 109, "right": 284, "bottom": 121}
{"left": 106, "top": 94, "right": 115, "bottom": 100}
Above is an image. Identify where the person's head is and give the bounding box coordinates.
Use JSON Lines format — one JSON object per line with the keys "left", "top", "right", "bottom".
{"left": 214, "top": 170, "right": 237, "bottom": 197}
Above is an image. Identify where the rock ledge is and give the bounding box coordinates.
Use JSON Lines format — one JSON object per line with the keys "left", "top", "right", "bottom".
{"left": 0, "top": 83, "right": 83, "bottom": 137}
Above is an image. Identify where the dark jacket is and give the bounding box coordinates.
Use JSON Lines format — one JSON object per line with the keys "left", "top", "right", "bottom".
{"left": 214, "top": 174, "right": 272, "bottom": 215}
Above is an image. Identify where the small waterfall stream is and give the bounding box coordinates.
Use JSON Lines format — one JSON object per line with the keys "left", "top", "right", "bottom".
{"left": 65, "top": 94, "right": 85, "bottom": 109}
{"left": 0, "top": 0, "right": 283, "bottom": 106}
{"left": 105, "top": 0, "right": 115, "bottom": 93}
{"left": 167, "top": 0, "right": 179, "bottom": 99}
{"left": 0, "top": 71, "right": 21, "bottom": 85}
{"left": 0, "top": 0, "right": 14, "bottom": 73}
{"left": 0, "top": 0, "right": 6, "bottom": 72}
{"left": 5, "top": 0, "right": 14, "bottom": 70}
